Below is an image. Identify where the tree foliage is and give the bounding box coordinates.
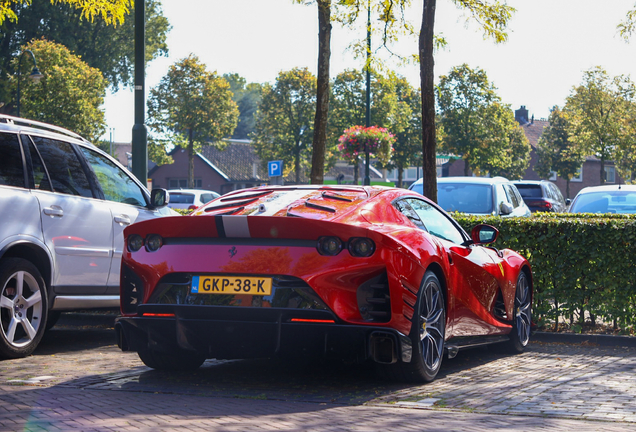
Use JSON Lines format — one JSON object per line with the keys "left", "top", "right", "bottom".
{"left": 13, "top": 39, "right": 107, "bottom": 142}
{"left": 147, "top": 55, "right": 239, "bottom": 188}
{"left": 223, "top": 73, "right": 263, "bottom": 140}
{"left": 535, "top": 106, "right": 585, "bottom": 198}
{"left": 0, "top": 0, "right": 132, "bottom": 26}
{"left": 564, "top": 67, "right": 636, "bottom": 184}
{"left": 0, "top": 0, "right": 169, "bottom": 107}
{"left": 437, "top": 64, "right": 529, "bottom": 178}
{"left": 253, "top": 67, "right": 317, "bottom": 184}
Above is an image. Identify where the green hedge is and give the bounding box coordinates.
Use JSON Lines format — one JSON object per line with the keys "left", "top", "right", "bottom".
{"left": 453, "top": 213, "right": 636, "bottom": 334}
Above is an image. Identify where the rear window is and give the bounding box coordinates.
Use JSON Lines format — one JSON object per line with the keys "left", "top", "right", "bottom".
{"left": 169, "top": 193, "right": 195, "bottom": 204}
{"left": 437, "top": 183, "right": 493, "bottom": 214}
{"left": 570, "top": 191, "right": 636, "bottom": 214}
{"left": 515, "top": 184, "right": 542, "bottom": 198}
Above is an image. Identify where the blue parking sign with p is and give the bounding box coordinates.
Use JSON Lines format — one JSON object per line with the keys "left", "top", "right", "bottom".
{"left": 268, "top": 160, "right": 283, "bottom": 177}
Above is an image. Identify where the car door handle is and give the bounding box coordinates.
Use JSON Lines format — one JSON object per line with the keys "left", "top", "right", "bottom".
{"left": 114, "top": 215, "right": 131, "bottom": 225}
{"left": 43, "top": 206, "right": 64, "bottom": 217}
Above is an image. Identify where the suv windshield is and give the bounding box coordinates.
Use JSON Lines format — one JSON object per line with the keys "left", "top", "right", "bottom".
{"left": 438, "top": 183, "right": 493, "bottom": 214}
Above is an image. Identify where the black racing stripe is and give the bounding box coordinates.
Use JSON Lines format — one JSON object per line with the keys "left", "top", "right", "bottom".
{"left": 215, "top": 215, "right": 226, "bottom": 238}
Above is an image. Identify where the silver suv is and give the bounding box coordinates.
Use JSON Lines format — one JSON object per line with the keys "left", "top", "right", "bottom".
{"left": 0, "top": 115, "right": 173, "bottom": 358}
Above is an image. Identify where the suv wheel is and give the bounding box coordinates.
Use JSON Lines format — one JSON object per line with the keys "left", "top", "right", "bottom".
{"left": 0, "top": 258, "right": 48, "bottom": 358}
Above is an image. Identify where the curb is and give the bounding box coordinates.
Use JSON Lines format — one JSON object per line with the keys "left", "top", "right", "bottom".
{"left": 533, "top": 331, "right": 636, "bottom": 347}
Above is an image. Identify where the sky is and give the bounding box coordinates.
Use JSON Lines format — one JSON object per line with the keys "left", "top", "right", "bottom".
{"left": 103, "top": 0, "right": 636, "bottom": 143}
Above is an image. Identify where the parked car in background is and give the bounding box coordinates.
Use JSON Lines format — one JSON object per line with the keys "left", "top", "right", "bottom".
{"left": 512, "top": 180, "right": 570, "bottom": 213}
{"left": 568, "top": 184, "right": 636, "bottom": 214}
{"left": 409, "top": 176, "right": 531, "bottom": 217}
{"left": 167, "top": 189, "right": 220, "bottom": 211}
{"left": 0, "top": 114, "right": 174, "bottom": 358}
{"left": 116, "top": 185, "right": 532, "bottom": 383}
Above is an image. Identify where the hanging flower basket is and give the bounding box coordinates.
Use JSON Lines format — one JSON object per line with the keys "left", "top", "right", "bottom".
{"left": 338, "top": 125, "right": 395, "bottom": 165}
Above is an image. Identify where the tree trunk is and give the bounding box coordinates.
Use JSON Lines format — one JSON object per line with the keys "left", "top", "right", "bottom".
{"left": 566, "top": 179, "right": 570, "bottom": 199}
{"left": 419, "top": 0, "right": 438, "bottom": 202}
{"left": 310, "top": 0, "right": 331, "bottom": 185}
{"left": 397, "top": 167, "right": 404, "bottom": 188}
{"left": 295, "top": 139, "right": 301, "bottom": 184}
{"left": 600, "top": 157, "right": 605, "bottom": 185}
{"left": 188, "top": 128, "right": 195, "bottom": 189}
{"left": 463, "top": 159, "right": 470, "bottom": 177}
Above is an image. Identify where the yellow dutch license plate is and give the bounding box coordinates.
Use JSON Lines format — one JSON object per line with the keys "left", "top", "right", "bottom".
{"left": 191, "top": 275, "right": 272, "bottom": 296}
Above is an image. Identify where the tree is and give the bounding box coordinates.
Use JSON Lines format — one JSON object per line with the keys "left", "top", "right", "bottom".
{"left": 253, "top": 68, "right": 317, "bottom": 184}
{"left": 13, "top": 39, "right": 107, "bottom": 142}
{"left": 1, "top": 0, "right": 132, "bottom": 26}
{"left": 478, "top": 103, "right": 530, "bottom": 179}
{"left": 223, "top": 73, "right": 263, "bottom": 140}
{"left": 147, "top": 55, "right": 239, "bottom": 188}
{"left": 418, "top": 0, "right": 514, "bottom": 201}
{"left": 437, "top": 64, "right": 528, "bottom": 178}
{"left": 293, "top": 0, "right": 332, "bottom": 185}
{"left": 564, "top": 67, "right": 636, "bottom": 185}
{"left": 0, "top": 0, "right": 169, "bottom": 107}
{"left": 535, "top": 106, "right": 585, "bottom": 198}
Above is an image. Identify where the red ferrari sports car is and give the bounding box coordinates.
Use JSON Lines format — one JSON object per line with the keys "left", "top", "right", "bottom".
{"left": 115, "top": 185, "right": 532, "bottom": 382}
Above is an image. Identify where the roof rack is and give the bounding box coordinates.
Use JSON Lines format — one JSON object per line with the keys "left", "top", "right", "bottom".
{"left": 0, "top": 114, "right": 89, "bottom": 143}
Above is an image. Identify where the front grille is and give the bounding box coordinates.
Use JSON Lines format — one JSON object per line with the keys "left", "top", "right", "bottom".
{"left": 357, "top": 272, "right": 391, "bottom": 322}
{"left": 121, "top": 264, "right": 144, "bottom": 314}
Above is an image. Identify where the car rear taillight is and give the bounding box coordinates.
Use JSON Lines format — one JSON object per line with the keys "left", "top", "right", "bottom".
{"left": 145, "top": 234, "right": 163, "bottom": 252}
{"left": 534, "top": 200, "right": 553, "bottom": 210}
{"left": 127, "top": 234, "right": 144, "bottom": 252}
{"left": 188, "top": 205, "right": 198, "bottom": 211}
{"left": 317, "top": 236, "right": 343, "bottom": 256}
{"left": 348, "top": 237, "right": 375, "bottom": 257}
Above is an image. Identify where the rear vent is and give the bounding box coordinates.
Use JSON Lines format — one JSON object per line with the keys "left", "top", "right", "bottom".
{"left": 357, "top": 273, "right": 391, "bottom": 322}
{"left": 493, "top": 290, "right": 507, "bottom": 320}
{"left": 121, "top": 264, "right": 144, "bottom": 314}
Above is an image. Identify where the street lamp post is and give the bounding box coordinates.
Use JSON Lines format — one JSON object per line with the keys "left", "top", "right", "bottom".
{"left": 16, "top": 50, "right": 43, "bottom": 117}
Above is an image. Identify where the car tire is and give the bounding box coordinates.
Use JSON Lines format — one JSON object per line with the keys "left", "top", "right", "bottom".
{"left": 384, "top": 270, "right": 445, "bottom": 383}
{"left": 138, "top": 348, "right": 205, "bottom": 371}
{"left": 0, "top": 258, "right": 48, "bottom": 359}
{"left": 505, "top": 271, "right": 532, "bottom": 353}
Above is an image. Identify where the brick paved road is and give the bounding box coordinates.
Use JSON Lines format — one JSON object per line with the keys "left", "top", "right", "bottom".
{"left": 0, "top": 313, "right": 635, "bottom": 431}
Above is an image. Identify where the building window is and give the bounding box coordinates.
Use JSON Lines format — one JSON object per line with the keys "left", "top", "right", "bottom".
{"left": 406, "top": 167, "right": 417, "bottom": 180}
{"left": 571, "top": 166, "right": 583, "bottom": 182}
{"left": 604, "top": 166, "right": 616, "bottom": 183}
{"left": 168, "top": 179, "right": 202, "bottom": 189}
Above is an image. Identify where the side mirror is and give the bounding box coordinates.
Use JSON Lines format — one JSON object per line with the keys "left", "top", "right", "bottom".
{"left": 471, "top": 224, "right": 499, "bottom": 245}
{"left": 150, "top": 188, "right": 169, "bottom": 208}
{"left": 565, "top": 198, "right": 571, "bottom": 206}
{"left": 499, "top": 202, "right": 513, "bottom": 215}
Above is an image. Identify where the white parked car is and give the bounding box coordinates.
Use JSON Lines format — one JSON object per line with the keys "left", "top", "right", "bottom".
{"left": 167, "top": 189, "right": 220, "bottom": 210}
{"left": 409, "top": 176, "right": 532, "bottom": 217}
{"left": 0, "top": 114, "right": 175, "bottom": 358}
{"left": 568, "top": 184, "right": 636, "bottom": 214}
